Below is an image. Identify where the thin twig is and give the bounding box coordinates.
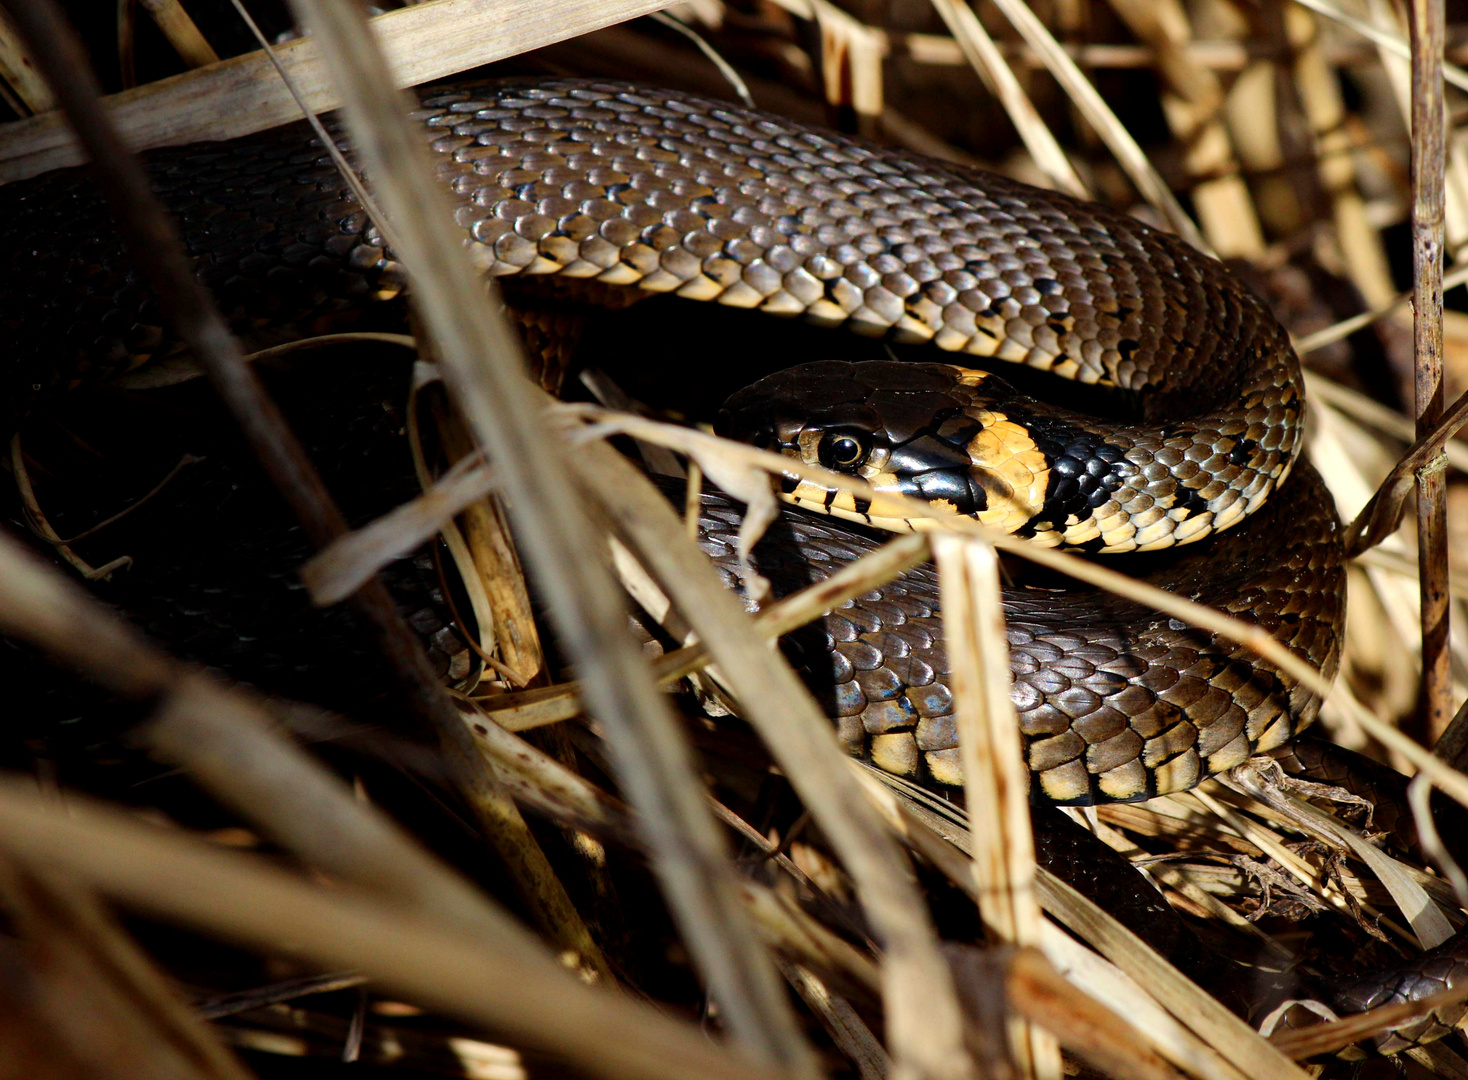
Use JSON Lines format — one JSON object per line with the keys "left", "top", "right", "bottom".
{"left": 1294, "top": 261, "right": 1468, "bottom": 355}
{"left": 194, "top": 973, "right": 369, "bottom": 1021}
{"left": 1306, "top": 371, "right": 1468, "bottom": 472}
{"left": 9, "top": 434, "right": 132, "bottom": 580}
{"left": 1343, "top": 383, "right": 1468, "bottom": 555}
{"left": 476, "top": 528, "right": 929, "bottom": 732}
{"left": 648, "top": 11, "right": 754, "bottom": 107}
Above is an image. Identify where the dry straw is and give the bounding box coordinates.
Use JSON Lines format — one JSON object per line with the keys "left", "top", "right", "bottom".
{"left": 0, "top": 0, "right": 1467, "bottom": 1074}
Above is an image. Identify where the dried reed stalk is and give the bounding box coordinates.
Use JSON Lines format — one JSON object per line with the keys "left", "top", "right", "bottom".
{"left": 279, "top": 0, "right": 816, "bottom": 1071}
{"left": 0, "top": 0, "right": 677, "bottom": 183}
{"left": 933, "top": 535, "right": 1057, "bottom": 1079}
{"left": 1271, "top": 981, "right": 1468, "bottom": 1058}
{"left": 0, "top": 0, "right": 601, "bottom": 960}
{"left": 1105, "top": 0, "right": 1264, "bottom": 256}
{"left": 1287, "top": 4, "right": 1399, "bottom": 308}
{"left": 0, "top": 10, "right": 53, "bottom": 112}
{"left": 926, "top": 0, "right": 1087, "bottom": 196}
{"left": 1292, "top": 0, "right": 1468, "bottom": 90}
{"left": 984, "top": 0, "right": 1210, "bottom": 250}
{"left": 136, "top": 0, "right": 219, "bottom": 68}
{"left": 0, "top": 780, "right": 776, "bottom": 1080}
{"left": 1406, "top": 0, "right": 1452, "bottom": 742}
{"left": 578, "top": 442, "right": 977, "bottom": 1080}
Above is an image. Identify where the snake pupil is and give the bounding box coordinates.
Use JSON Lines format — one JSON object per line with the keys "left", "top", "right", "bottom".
{"left": 822, "top": 432, "right": 867, "bottom": 469}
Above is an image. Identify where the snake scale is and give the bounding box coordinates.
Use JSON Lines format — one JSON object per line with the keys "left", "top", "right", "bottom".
{"left": 13, "top": 76, "right": 1458, "bottom": 1051}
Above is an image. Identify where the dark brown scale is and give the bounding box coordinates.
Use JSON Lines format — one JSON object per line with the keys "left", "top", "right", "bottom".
{"left": 1327, "top": 932, "right": 1468, "bottom": 1054}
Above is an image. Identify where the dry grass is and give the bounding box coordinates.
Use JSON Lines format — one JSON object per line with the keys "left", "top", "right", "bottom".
{"left": 1, "top": 0, "right": 1468, "bottom": 1078}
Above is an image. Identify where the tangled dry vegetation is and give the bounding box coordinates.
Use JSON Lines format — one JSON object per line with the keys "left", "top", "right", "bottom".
{"left": 1, "top": 0, "right": 1468, "bottom": 1078}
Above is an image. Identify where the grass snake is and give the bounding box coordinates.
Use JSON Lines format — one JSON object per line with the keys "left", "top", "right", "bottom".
{"left": 0, "top": 77, "right": 1345, "bottom": 802}
{"left": 13, "top": 75, "right": 1449, "bottom": 1053}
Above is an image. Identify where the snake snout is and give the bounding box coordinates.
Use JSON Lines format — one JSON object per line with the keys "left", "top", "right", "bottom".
{"left": 718, "top": 361, "right": 877, "bottom": 451}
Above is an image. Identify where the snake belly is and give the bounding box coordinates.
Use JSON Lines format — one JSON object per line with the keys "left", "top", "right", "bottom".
{"left": 0, "top": 77, "right": 1343, "bottom": 802}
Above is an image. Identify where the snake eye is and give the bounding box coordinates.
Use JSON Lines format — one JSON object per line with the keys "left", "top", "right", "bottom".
{"left": 819, "top": 430, "right": 871, "bottom": 470}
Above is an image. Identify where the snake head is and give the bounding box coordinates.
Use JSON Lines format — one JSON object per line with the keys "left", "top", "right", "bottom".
{"left": 717, "top": 360, "right": 1049, "bottom": 533}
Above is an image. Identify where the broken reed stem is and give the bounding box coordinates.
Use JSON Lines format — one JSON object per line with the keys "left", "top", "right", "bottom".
{"left": 933, "top": 535, "right": 1057, "bottom": 1080}
{"left": 1407, "top": 0, "right": 1451, "bottom": 742}
{"left": 925, "top": 0, "right": 1087, "bottom": 198}
{"left": 577, "top": 443, "right": 978, "bottom": 1080}
{"left": 279, "top": 2, "right": 817, "bottom": 1073}
{"left": 0, "top": 0, "right": 598, "bottom": 958}
{"left": 0, "top": 780, "right": 774, "bottom": 1080}
{"left": 0, "top": 529, "right": 579, "bottom": 980}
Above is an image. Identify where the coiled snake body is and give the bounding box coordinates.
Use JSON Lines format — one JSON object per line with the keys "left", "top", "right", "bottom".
{"left": 0, "top": 77, "right": 1344, "bottom": 805}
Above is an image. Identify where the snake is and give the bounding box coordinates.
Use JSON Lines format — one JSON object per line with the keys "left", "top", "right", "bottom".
{"left": 0, "top": 76, "right": 1344, "bottom": 802}
{"left": 16, "top": 75, "right": 1454, "bottom": 1050}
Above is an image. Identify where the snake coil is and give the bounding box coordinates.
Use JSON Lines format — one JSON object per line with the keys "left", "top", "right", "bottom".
{"left": 0, "top": 77, "right": 1345, "bottom": 804}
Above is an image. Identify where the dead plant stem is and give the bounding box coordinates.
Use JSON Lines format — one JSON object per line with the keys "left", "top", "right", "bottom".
{"left": 1407, "top": 0, "right": 1451, "bottom": 741}
{"left": 0, "top": 0, "right": 593, "bottom": 970}
{"left": 279, "top": 0, "right": 816, "bottom": 1072}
